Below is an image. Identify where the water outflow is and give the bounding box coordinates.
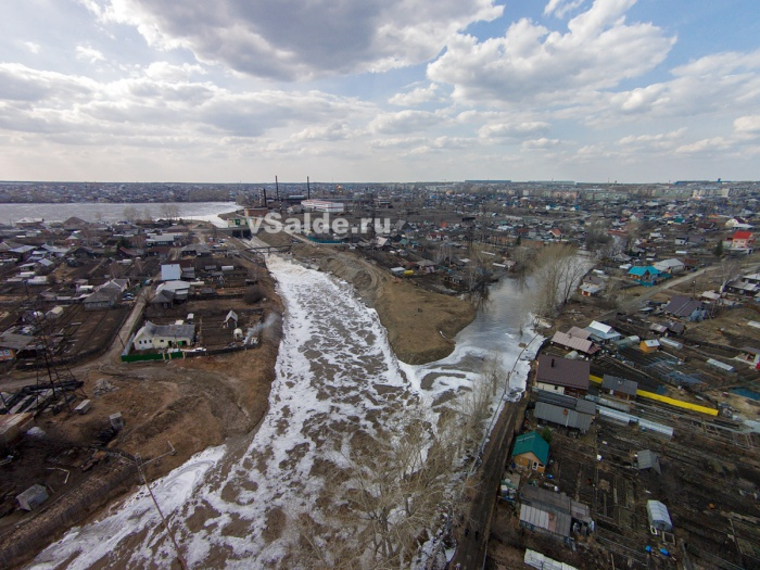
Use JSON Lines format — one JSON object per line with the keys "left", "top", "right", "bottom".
{"left": 28, "top": 256, "right": 538, "bottom": 570}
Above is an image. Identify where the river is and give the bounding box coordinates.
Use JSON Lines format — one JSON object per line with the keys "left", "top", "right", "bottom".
{"left": 1, "top": 202, "right": 239, "bottom": 227}
{"left": 27, "top": 256, "right": 538, "bottom": 569}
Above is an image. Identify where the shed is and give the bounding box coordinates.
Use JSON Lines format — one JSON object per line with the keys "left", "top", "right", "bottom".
{"left": 535, "top": 402, "right": 594, "bottom": 433}
{"left": 647, "top": 500, "right": 673, "bottom": 532}
{"left": 640, "top": 339, "right": 660, "bottom": 353}
{"left": 601, "top": 375, "right": 638, "bottom": 401}
{"left": 224, "top": 310, "right": 239, "bottom": 328}
{"left": 16, "top": 484, "right": 49, "bottom": 511}
{"left": 636, "top": 450, "right": 661, "bottom": 474}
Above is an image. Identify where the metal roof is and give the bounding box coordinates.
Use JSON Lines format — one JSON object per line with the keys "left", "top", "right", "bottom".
{"left": 535, "top": 402, "right": 593, "bottom": 432}
{"left": 536, "top": 355, "right": 590, "bottom": 390}
{"left": 512, "top": 431, "right": 550, "bottom": 465}
{"left": 637, "top": 450, "right": 662, "bottom": 474}
{"left": 551, "top": 331, "right": 598, "bottom": 354}
{"left": 646, "top": 500, "right": 673, "bottom": 531}
{"left": 601, "top": 374, "right": 638, "bottom": 396}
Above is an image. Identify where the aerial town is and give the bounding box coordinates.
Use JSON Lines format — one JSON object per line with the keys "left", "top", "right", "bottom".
{"left": 1, "top": 179, "right": 760, "bottom": 570}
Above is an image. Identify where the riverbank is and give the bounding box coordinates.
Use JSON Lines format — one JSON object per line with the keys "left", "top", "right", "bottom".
{"left": 253, "top": 231, "right": 477, "bottom": 364}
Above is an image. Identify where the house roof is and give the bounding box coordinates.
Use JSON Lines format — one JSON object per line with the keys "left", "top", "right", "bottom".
{"left": 664, "top": 295, "right": 704, "bottom": 318}
{"left": 586, "top": 320, "right": 621, "bottom": 341}
{"left": 732, "top": 230, "right": 754, "bottom": 240}
{"left": 637, "top": 450, "right": 662, "bottom": 474}
{"left": 601, "top": 374, "right": 638, "bottom": 396}
{"left": 628, "top": 266, "right": 660, "bottom": 276}
{"left": 654, "top": 258, "right": 684, "bottom": 269}
{"left": 550, "top": 331, "right": 599, "bottom": 355}
{"left": 84, "top": 287, "right": 121, "bottom": 305}
{"left": 536, "top": 355, "right": 590, "bottom": 390}
{"left": 0, "top": 332, "right": 37, "bottom": 351}
{"left": 512, "top": 431, "right": 549, "bottom": 465}
{"left": 535, "top": 402, "right": 593, "bottom": 432}
{"left": 136, "top": 321, "right": 194, "bottom": 341}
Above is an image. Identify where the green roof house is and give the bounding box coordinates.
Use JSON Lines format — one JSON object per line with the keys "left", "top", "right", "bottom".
{"left": 511, "top": 431, "right": 550, "bottom": 473}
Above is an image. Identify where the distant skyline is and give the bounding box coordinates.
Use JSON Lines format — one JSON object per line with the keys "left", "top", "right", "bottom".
{"left": 2, "top": 0, "right": 760, "bottom": 183}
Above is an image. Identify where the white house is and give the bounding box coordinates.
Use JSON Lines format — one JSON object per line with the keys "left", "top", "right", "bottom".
{"left": 653, "top": 258, "right": 685, "bottom": 275}
{"left": 133, "top": 321, "right": 195, "bottom": 351}
{"left": 161, "top": 263, "right": 182, "bottom": 281}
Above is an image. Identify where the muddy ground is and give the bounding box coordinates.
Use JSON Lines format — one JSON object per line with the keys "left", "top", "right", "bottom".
{"left": 253, "top": 230, "right": 477, "bottom": 364}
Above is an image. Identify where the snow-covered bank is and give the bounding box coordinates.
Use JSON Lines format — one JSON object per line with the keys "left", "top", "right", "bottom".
{"left": 27, "top": 256, "right": 539, "bottom": 569}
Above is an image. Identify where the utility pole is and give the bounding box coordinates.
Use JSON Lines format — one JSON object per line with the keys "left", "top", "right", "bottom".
{"left": 135, "top": 451, "right": 188, "bottom": 570}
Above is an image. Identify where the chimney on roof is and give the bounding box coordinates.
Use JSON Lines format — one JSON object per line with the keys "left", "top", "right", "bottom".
{"left": 551, "top": 358, "right": 555, "bottom": 367}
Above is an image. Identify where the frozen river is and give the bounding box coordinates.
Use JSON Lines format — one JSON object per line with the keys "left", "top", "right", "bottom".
{"left": 27, "top": 256, "right": 539, "bottom": 569}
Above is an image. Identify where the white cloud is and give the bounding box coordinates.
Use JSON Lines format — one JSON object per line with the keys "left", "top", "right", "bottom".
{"left": 388, "top": 84, "right": 440, "bottom": 106}
{"left": 675, "top": 137, "right": 732, "bottom": 155}
{"left": 479, "top": 121, "right": 551, "bottom": 139}
{"left": 427, "top": 0, "right": 675, "bottom": 106}
{"left": 522, "top": 138, "right": 561, "bottom": 150}
{"left": 145, "top": 62, "right": 206, "bottom": 81}
{"left": 21, "top": 41, "right": 41, "bottom": 54}
{"left": 544, "top": 0, "right": 587, "bottom": 18}
{"left": 0, "top": 63, "right": 373, "bottom": 143}
{"left": 76, "top": 45, "right": 106, "bottom": 64}
{"left": 368, "top": 110, "right": 448, "bottom": 135}
{"left": 735, "top": 115, "right": 760, "bottom": 136}
{"left": 80, "top": 0, "right": 503, "bottom": 80}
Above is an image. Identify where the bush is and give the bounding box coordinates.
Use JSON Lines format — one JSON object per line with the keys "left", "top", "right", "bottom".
{"left": 244, "top": 286, "right": 264, "bottom": 305}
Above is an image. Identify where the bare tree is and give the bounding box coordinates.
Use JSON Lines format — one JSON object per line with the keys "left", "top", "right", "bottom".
{"left": 717, "top": 258, "right": 742, "bottom": 294}
{"left": 530, "top": 243, "right": 591, "bottom": 317}
{"left": 123, "top": 206, "right": 138, "bottom": 223}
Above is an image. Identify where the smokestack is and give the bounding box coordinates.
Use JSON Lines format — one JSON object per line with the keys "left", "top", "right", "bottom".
{"left": 307, "top": 176, "right": 311, "bottom": 200}
{"left": 262, "top": 187, "right": 268, "bottom": 208}
{"left": 275, "top": 176, "right": 280, "bottom": 203}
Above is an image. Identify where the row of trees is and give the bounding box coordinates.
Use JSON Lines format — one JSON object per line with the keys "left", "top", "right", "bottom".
{"left": 122, "top": 204, "right": 181, "bottom": 223}
{"left": 292, "top": 359, "right": 507, "bottom": 569}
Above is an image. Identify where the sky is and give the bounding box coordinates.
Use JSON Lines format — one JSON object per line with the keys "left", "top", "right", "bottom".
{"left": 1, "top": 0, "right": 760, "bottom": 184}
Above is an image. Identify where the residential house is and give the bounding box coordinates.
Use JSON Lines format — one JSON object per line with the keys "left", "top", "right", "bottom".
{"left": 729, "top": 230, "right": 755, "bottom": 254}
{"left": 511, "top": 431, "right": 549, "bottom": 473}
{"left": 132, "top": 321, "right": 195, "bottom": 351}
{"left": 628, "top": 265, "right": 662, "bottom": 286}
{"left": 535, "top": 355, "right": 590, "bottom": 397}
{"left": 83, "top": 287, "right": 122, "bottom": 310}
{"left": 550, "top": 327, "right": 599, "bottom": 356}
{"left": 161, "top": 263, "right": 182, "bottom": 281}
{"left": 653, "top": 258, "right": 685, "bottom": 275}
{"left": 663, "top": 295, "right": 708, "bottom": 321}
{"left": 585, "top": 321, "right": 621, "bottom": 343}
{"left": 579, "top": 275, "right": 605, "bottom": 297}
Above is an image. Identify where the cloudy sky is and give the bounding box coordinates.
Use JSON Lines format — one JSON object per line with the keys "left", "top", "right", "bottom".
{"left": 2, "top": 0, "right": 759, "bottom": 183}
